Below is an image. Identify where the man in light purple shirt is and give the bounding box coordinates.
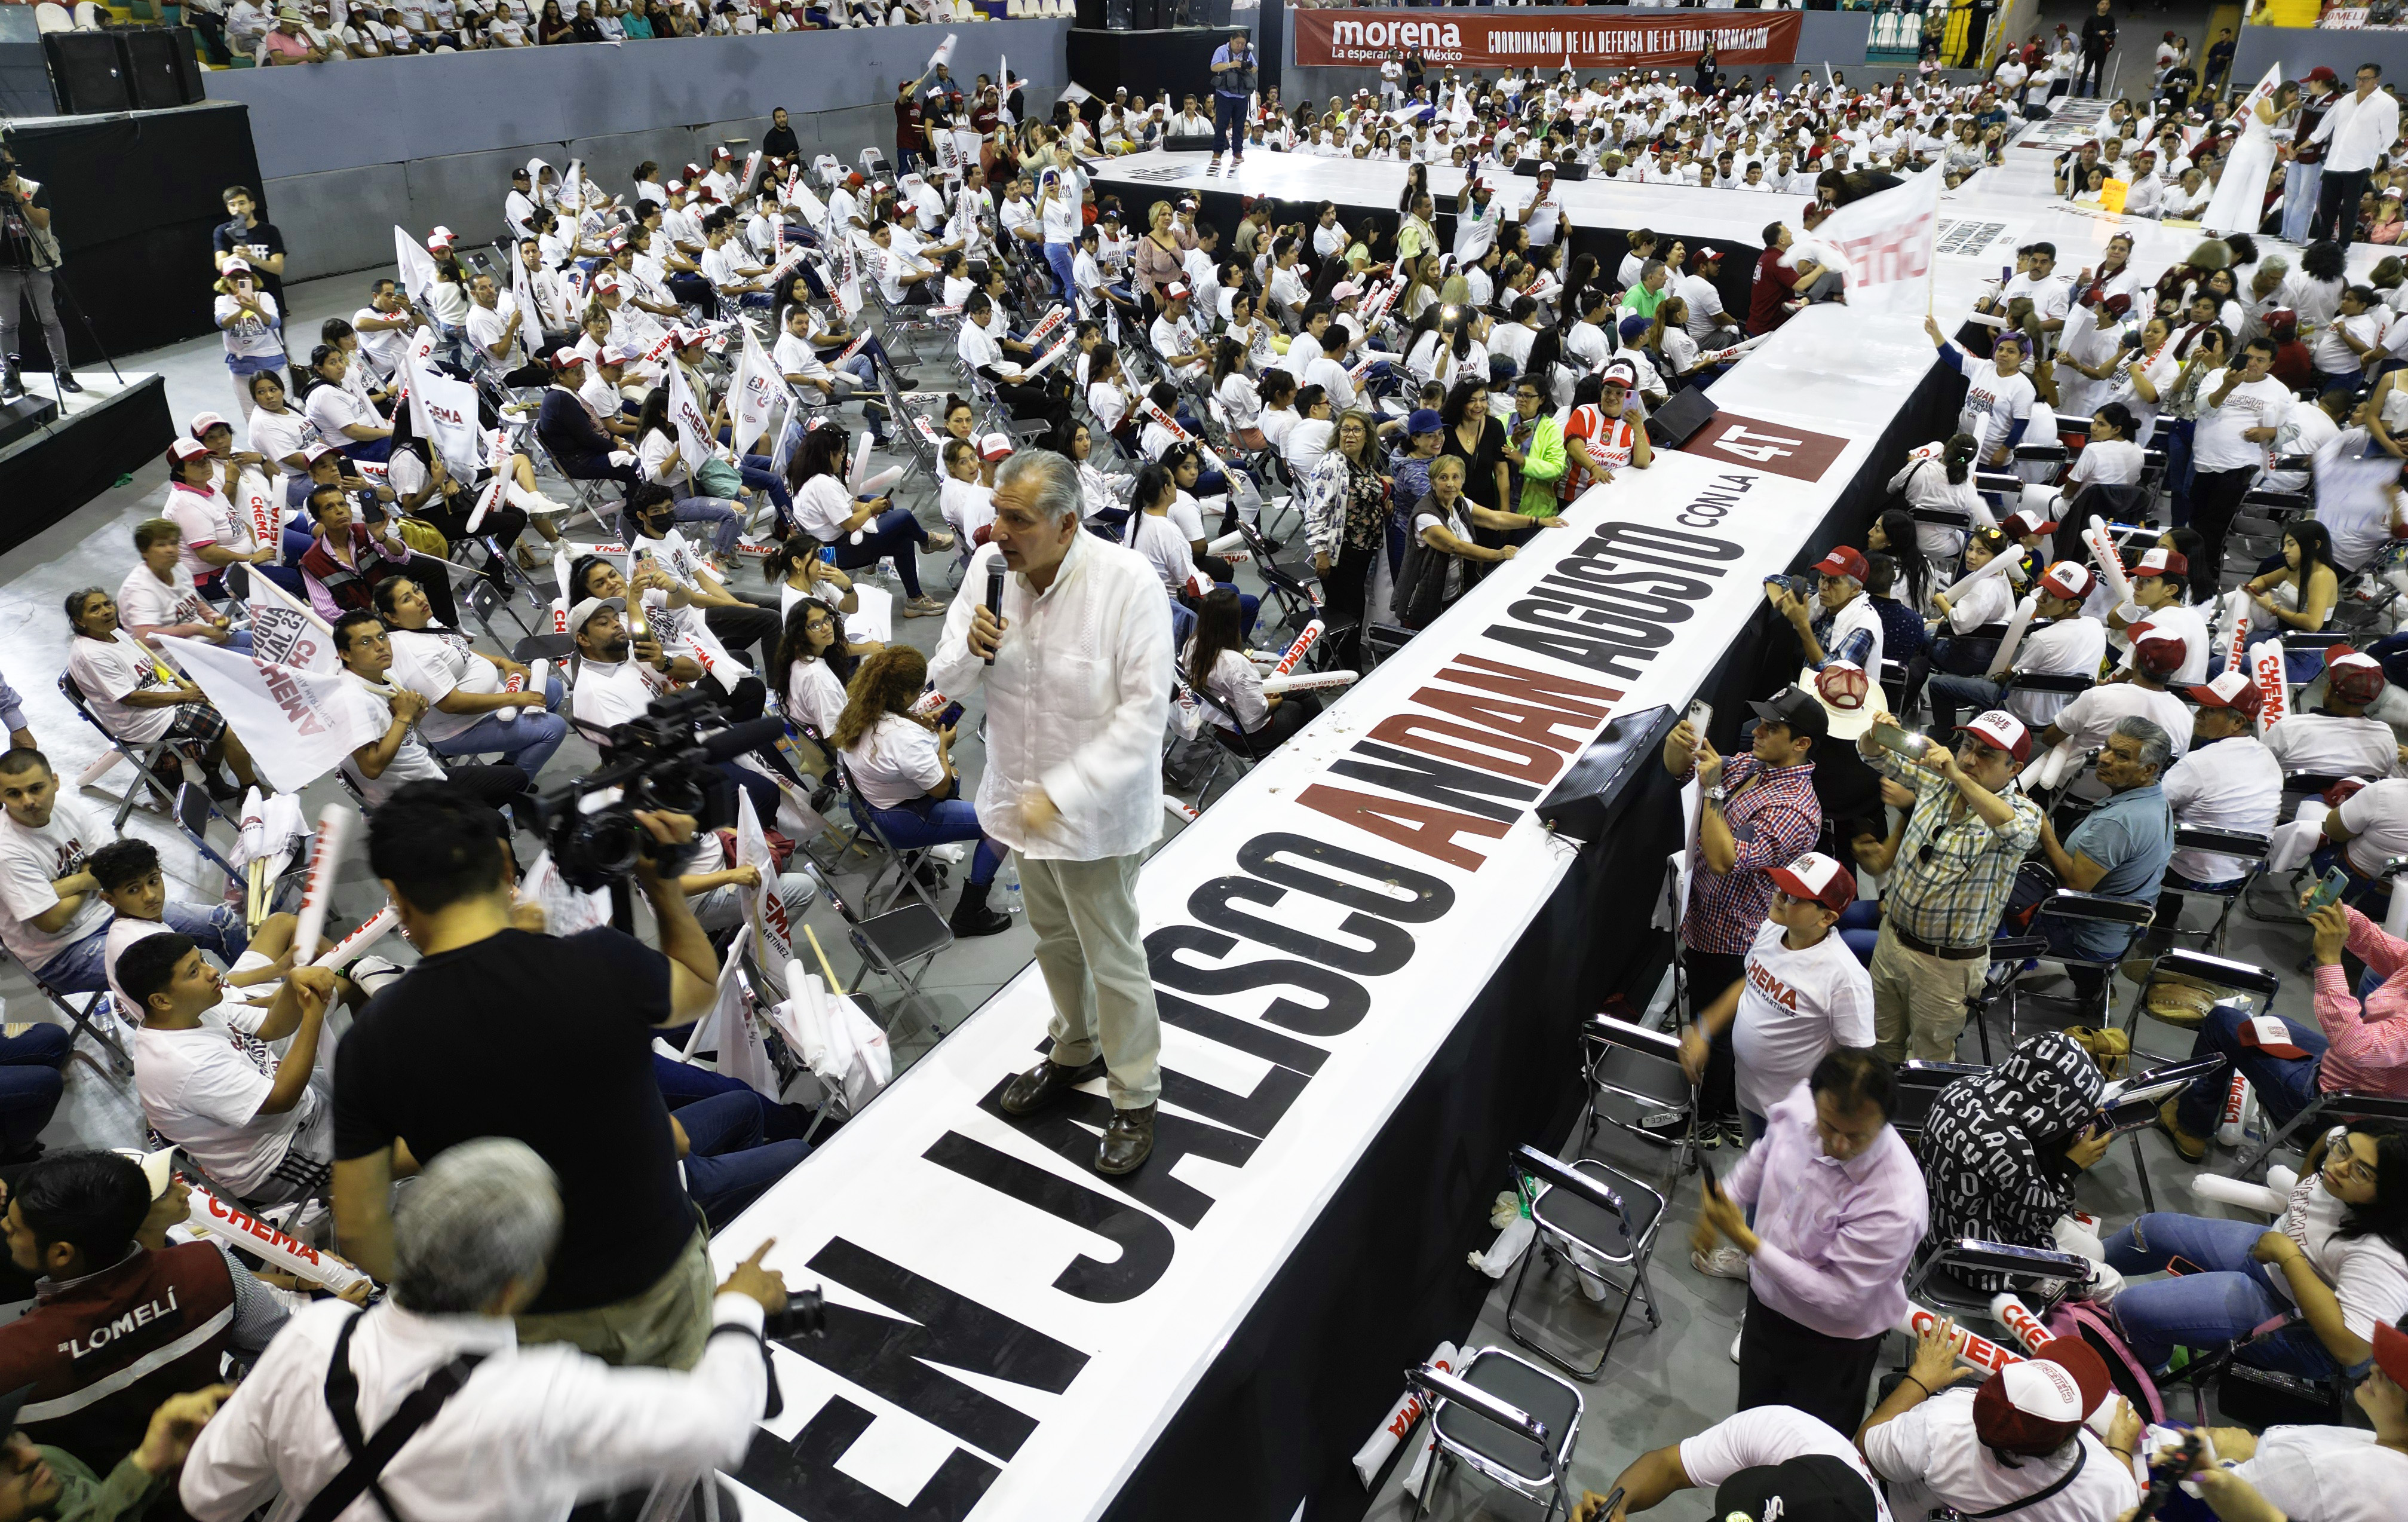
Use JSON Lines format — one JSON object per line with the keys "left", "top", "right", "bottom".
{"left": 1692, "top": 1048, "right": 1928, "bottom": 1437}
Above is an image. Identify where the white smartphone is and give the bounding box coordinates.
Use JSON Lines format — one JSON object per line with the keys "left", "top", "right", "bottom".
{"left": 1685, "top": 700, "right": 1713, "bottom": 737}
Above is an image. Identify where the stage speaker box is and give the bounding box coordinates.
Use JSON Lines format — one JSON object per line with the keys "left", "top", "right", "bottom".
{"left": 1162, "top": 133, "right": 1214, "bottom": 153}
{"left": 167, "top": 27, "right": 201, "bottom": 103}
{"left": 1536, "top": 706, "right": 1680, "bottom": 849}
{"left": 1104, "top": 0, "right": 1130, "bottom": 26}
{"left": 42, "top": 33, "right": 128, "bottom": 115}
{"left": 1645, "top": 387, "right": 1718, "bottom": 450}
{"left": 116, "top": 28, "right": 183, "bottom": 111}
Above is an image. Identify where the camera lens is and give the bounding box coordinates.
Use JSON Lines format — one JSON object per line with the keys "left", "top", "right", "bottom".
{"left": 556, "top": 810, "right": 642, "bottom": 892}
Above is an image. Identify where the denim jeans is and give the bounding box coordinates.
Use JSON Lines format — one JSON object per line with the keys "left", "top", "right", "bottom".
{"left": 740, "top": 455, "right": 792, "bottom": 517}
{"left": 426, "top": 678, "right": 569, "bottom": 774}
{"left": 2106, "top": 1212, "right": 2353, "bottom": 1379}
{"left": 2284, "top": 162, "right": 2326, "bottom": 245}
{"left": 677, "top": 1088, "right": 811, "bottom": 1226}
{"left": 38, "top": 901, "right": 247, "bottom": 996}
{"left": 864, "top": 796, "right": 1002, "bottom": 884}
{"left": 1044, "top": 241, "right": 1078, "bottom": 301}
{"left": 1925, "top": 672, "right": 2003, "bottom": 736}
{"left": 673, "top": 495, "right": 744, "bottom": 556}
{"left": 2172, "top": 1003, "right": 2324, "bottom": 1136}
{"left": 0, "top": 1022, "right": 68, "bottom": 1156}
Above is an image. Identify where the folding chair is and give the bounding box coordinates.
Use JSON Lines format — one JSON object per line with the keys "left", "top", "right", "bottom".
{"left": 1403, "top": 1349, "right": 1582, "bottom": 1522}
{"left": 1890, "top": 1059, "right": 1986, "bottom": 1147}
{"left": 59, "top": 673, "right": 185, "bottom": 831}
{"left": 2158, "top": 826, "right": 2271, "bottom": 953}
{"left": 2119, "top": 946, "right": 2279, "bottom": 1067}
{"left": 812, "top": 866, "right": 953, "bottom": 1025}
{"left": 1502, "top": 1146, "right": 1664, "bottom": 1382}
{"left": 2099, "top": 1052, "right": 2229, "bottom": 1210}
{"left": 1577, "top": 1011, "right": 1695, "bottom": 1174}
{"left": 830, "top": 759, "right": 946, "bottom": 917}
{"left": 1904, "top": 1237, "right": 2097, "bottom": 1325}
{"left": 2021, "top": 888, "right": 2155, "bottom": 1019}
{"left": 0, "top": 943, "right": 130, "bottom": 1079}
{"left": 170, "top": 782, "right": 286, "bottom": 915}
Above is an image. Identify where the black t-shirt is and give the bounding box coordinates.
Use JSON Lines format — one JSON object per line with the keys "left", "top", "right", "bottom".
{"left": 213, "top": 216, "right": 285, "bottom": 302}
{"left": 333, "top": 926, "right": 694, "bottom": 1315}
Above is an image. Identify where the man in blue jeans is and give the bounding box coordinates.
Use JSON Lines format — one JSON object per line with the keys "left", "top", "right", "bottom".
{"left": 0, "top": 751, "right": 246, "bottom": 998}
{"left": 1208, "top": 28, "right": 1257, "bottom": 167}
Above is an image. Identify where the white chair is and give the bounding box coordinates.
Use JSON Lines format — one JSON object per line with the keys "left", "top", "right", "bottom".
{"left": 69, "top": 1, "right": 103, "bottom": 29}
{"left": 33, "top": 4, "right": 74, "bottom": 33}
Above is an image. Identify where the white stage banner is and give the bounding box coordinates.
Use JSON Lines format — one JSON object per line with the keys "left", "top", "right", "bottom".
{"left": 162, "top": 637, "right": 382, "bottom": 794}
{"left": 713, "top": 423, "right": 1873, "bottom": 1522}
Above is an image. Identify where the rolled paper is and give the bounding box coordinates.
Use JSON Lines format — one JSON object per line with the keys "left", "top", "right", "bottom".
{"left": 1468, "top": 1214, "right": 1536, "bottom": 1278}
{"left": 1939, "top": 546, "right": 2022, "bottom": 602}
{"left": 2268, "top": 1165, "right": 2299, "bottom": 1195}
{"left": 1272, "top": 618, "right": 1325, "bottom": 677}
{"left": 1901, "top": 1303, "right": 2027, "bottom": 1371}
{"left": 2192, "top": 1172, "right": 2286, "bottom": 1214}
{"left": 186, "top": 1184, "right": 370, "bottom": 1294}
{"left": 857, "top": 465, "right": 906, "bottom": 497}
{"left": 2388, "top": 871, "right": 2408, "bottom": 939}
{"left": 1262, "top": 669, "right": 1359, "bottom": 696}
{"left": 514, "top": 659, "right": 550, "bottom": 713}
{"left": 74, "top": 749, "right": 124, "bottom": 788}
{"left": 290, "top": 805, "right": 354, "bottom": 972}
{"left": 2250, "top": 639, "right": 2290, "bottom": 727}
{"left": 1351, "top": 1342, "right": 1461, "bottom": 1489}
{"left": 1207, "top": 529, "right": 1250, "bottom": 557}
{"left": 1989, "top": 1294, "right": 2057, "bottom": 1355}
{"left": 846, "top": 429, "right": 876, "bottom": 492}
{"left": 309, "top": 904, "right": 398, "bottom": 969}
{"left": 1984, "top": 593, "right": 2041, "bottom": 680}
{"left": 550, "top": 596, "right": 567, "bottom": 636}
{"left": 2216, "top": 1073, "right": 2250, "bottom": 1147}
{"left": 2030, "top": 739, "right": 2082, "bottom": 792}
{"left": 1165, "top": 796, "right": 1201, "bottom": 822}
{"left": 2082, "top": 523, "right": 2133, "bottom": 607}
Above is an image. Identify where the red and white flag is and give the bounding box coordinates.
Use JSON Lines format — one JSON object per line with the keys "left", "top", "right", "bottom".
{"left": 159, "top": 636, "right": 382, "bottom": 793}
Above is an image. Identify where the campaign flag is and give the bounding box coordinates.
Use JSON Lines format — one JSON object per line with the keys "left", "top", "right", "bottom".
{"left": 160, "top": 636, "right": 381, "bottom": 794}
{"left": 247, "top": 598, "right": 335, "bottom": 674}
{"left": 665, "top": 358, "right": 715, "bottom": 474}
{"left": 729, "top": 321, "right": 784, "bottom": 458}
{"left": 404, "top": 351, "right": 483, "bottom": 479}
{"left": 734, "top": 789, "right": 792, "bottom": 976}
{"left": 1786, "top": 166, "right": 1941, "bottom": 315}
{"left": 393, "top": 226, "right": 440, "bottom": 307}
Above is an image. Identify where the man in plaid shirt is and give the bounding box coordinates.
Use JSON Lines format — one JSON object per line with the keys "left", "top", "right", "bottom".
{"left": 1858, "top": 709, "right": 2046, "bottom": 1062}
{"left": 1662, "top": 685, "right": 1826, "bottom": 1145}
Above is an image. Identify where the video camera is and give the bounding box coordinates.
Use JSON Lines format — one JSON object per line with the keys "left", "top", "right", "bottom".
{"left": 533, "top": 688, "right": 787, "bottom": 892}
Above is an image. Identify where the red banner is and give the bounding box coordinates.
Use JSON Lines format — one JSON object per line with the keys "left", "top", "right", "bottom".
{"left": 1291, "top": 10, "right": 1802, "bottom": 71}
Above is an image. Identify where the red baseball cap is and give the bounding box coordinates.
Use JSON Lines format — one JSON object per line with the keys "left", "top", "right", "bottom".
{"left": 2038, "top": 561, "right": 2095, "bottom": 602}
{"left": 1768, "top": 851, "right": 1857, "bottom": 912}
{"left": 1956, "top": 710, "right": 2033, "bottom": 763}
{"left": 2328, "top": 645, "right": 2388, "bottom": 704}
{"left": 2130, "top": 547, "right": 2189, "bottom": 580}
{"left": 2003, "top": 509, "right": 2059, "bottom": 537}
{"left": 1973, "top": 1342, "right": 2112, "bottom": 1455}
{"left": 1812, "top": 546, "right": 1870, "bottom": 583}
{"left": 2187, "top": 669, "right": 2265, "bottom": 716}
{"left": 2375, "top": 1319, "right": 2408, "bottom": 1386}
{"left": 2134, "top": 632, "right": 2188, "bottom": 678}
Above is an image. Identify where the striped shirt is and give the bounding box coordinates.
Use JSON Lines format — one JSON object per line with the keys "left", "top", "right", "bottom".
{"left": 1679, "top": 754, "right": 1823, "bottom": 956}
{"left": 1867, "top": 746, "right": 2045, "bottom": 950}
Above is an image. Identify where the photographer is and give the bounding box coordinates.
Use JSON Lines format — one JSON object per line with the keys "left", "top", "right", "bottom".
{"left": 332, "top": 782, "right": 738, "bottom": 1370}
{"left": 0, "top": 140, "right": 75, "bottom": 402}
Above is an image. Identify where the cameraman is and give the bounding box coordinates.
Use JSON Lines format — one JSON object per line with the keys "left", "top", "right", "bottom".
{"left": 331, "top": 782, "right": 744, "bottom": 1370}
{"left": 0, "top": 140, "right": 76, "bottom": 402}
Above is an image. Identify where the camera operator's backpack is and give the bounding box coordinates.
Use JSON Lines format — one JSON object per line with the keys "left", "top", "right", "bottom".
{"left": 2043, "top": 1299, "right": 2166, "bottom": 1426}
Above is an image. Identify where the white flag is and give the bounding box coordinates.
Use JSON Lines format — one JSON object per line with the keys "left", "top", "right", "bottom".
{"left": 729, "top": 322, "right": 783, "bottom": 460}
{"left": 734, "top": 788, "right": 792, "bottom": 977}
{"left": 161, "top": 637, "right": 382, "bottom": 794}
{"left": 1786, "top": 167, "right": 1941, "bottom": 316}
{"left": 665, "top": 359, "right": 714, "bottom": 473}
{"left": 404, "top": 350, "right": 483, "bottom": 480}
{"left": 393, "top": 226, "right": 440, "bottom": 308}
{"left": 247, "top": 597, "right": 336, "bottom": 673}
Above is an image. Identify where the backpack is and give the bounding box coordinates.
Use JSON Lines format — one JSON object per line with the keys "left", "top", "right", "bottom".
{"left": 2042, "top": 1298, "right": 2166, "bottom": 1426}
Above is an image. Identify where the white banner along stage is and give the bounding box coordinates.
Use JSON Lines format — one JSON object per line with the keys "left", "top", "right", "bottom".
{"left": 713, "top": 413, "right": 1877, "bottom": 1522}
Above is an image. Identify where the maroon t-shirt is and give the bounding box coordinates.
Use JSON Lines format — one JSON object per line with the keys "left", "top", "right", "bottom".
{"left": 1749, "top": 246, "right": 1800, "bottom": 336}
{"left": 895, "top": 96, "right": 927, "bottom": 154}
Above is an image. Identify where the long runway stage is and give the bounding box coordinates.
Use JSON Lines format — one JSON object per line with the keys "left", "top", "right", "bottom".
{"left": 716, "top": 104, "right": 2300, "bottom": 1522}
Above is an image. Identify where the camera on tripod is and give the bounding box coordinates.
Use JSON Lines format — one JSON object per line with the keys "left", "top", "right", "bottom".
{"left": 532, "top": 688, "right": 787, "bottom": 892}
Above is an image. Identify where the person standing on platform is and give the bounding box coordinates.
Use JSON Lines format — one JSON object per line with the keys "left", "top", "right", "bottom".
{"left": 1661, "top": 685, "right": 1826, "bottom": 1150}
{"left": 2308, "top": 63, "right": 2401, "bottom": 249}
{"left": 932, "top": 451, "right": 1172, "bottom": 1177}
{"left": 2284, "top": 68, "right": 2341, "bottom": 247}
{"left": 1208, "top": 28, "right": 1256, "bottom": 170}
{"left": 1692, "top": 1048, "right": 1928, "bottom": 1439}
{"left": 2076, "top": 0, "right": 2115, "bottom": 98}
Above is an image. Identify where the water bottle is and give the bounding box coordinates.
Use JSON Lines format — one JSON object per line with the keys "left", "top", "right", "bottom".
{"left": 999, "top": 856, "right": 1022, "bottom": 916}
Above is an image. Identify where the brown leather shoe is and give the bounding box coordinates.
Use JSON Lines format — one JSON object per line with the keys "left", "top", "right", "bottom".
{"left": 2155, "top": 1098, "right": 2208, "bottom": 1163}
{"left": 1095, "top": 1104, "right": 1157, "bottom": 1175}
{"left": 998, "top": 1056, "right": 1106, "bottom": 1117}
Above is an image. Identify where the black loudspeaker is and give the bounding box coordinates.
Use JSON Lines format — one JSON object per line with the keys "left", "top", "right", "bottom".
{"left": 1129, "top": 0, "right": 1161, "bottom": 26}
{"left": 1104, "top": 0, "right": 1131, "bottom": 27}
{"left": 116, "top": 28, "right": 182, "bottom": 110}
{"left": 1536, "top": 706, "right": 1680, "bottom": 849}
{"left": 43, "top": 33, "right": 128, "bottom": 115}
{"left": 166, "top": 26, "right": 201, "bottom": 103}
{"left": 1162, "top": 133, "right": 1214, "bottom": 153}
{"left": 1645, "top": 386, "right": 1719, "bottom": 450}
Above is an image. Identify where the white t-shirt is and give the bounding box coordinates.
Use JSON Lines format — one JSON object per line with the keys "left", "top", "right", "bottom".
{"left": 1955, "top": 354, "right": 2036, "bottom": 460}
{"left": 117, "top": 562, "right": 214, "bottom": 642}
{"left": 336, "top": 676, "right": 446, "bottom": 807}
{"left": 1679, "top": 1407, "right": 1894, "bottom": 1522}
{"left": 784, "top": 657, "right": 847, "bottom": 738}
{"left": 2338, "top": 777, "right": 2408, "bottom": 873}
{"left": 215, "top": 291, "right": 283, "bottom": 360}
{"left": 2118, "top": 603, "right": 2212, "bottom": 686}
{"left": 845, "top": 713, "right": 946, "bottom": 810}
{"left": 569, "top": 656, "right": 669, "bottom": 731}
{"left": 2007, "top": 616, "right": 2108, "bottom": 728}
{"left": 940, "top": 477, "right": 995, "bottom": 540}
{"left": 246, "top": 405, "right": 317, "bottom": 476}
{"left": 2051, "top": 683, "right": 2194, "bottom": 760}
{"left": 2265, "top": 713, "right": 2403, "bottom": 781}
{"left": 65, "top": 636, "right": 176, "bottom": 745}
{"left": 2194, "top": 370, "right": 2293, "bottom": 473}
{"left": 2068, "top": 438, "right": 2146, "bottom": 488}
{"left": 792, "top": 474, "right": 860, "bottom": 542}
{"left": 1864, "top": 1389, "right": 2138, "bottom": 1522}
{"left": 2163, "top": 735, "right": 2283, "bottom": 884}
{"left": 133, "top": 1017, "right": 321, "bottom": 1196}
{"left": 303, "top": 381, "right": 380, "bottom": 444}
{"left": 163, "top": 484, "right": 253, "bottom": 578}
{"left": 387, "top": 627, "right": 505, "bottom": 745}
{"left": 0, "top": 796, "right": 110, "bottom": 970}
{"left": 1130, "top": 512, "right": 1200, "bottom": 596}
{"left": 1185, "top": 642, "right": 1269, "bottom": 734}
{"left": 2232, "top": 1424, "right": 2408, "bottom": 1522}
{"left": 1730, "top": 921, "right": 1875, "bottom": 1119}
{"left": 2273, "top": 1172, "right": 2408, "bottom": 1342}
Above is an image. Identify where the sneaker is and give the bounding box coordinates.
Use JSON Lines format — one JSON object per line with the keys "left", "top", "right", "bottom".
{"left": 1691, "top": 1244, "right": 1750, "bottom": 1281}
{"left": 1729, "top": 1327, "right": 1743, "bottom": 1364}
{"left": 1717, "top": 1118, "right": 1747, "bottom": 1150}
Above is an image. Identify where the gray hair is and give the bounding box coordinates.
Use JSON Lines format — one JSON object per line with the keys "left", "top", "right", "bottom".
{"left": 391, "top": 1137, "right": 563, "bottom": 1315}
{"left": 995, "top": 448, "right": 1082, "bottom": 526}
{"left": 2111, "top": 715, "right": 2173, "bottom": 774}
{"left": 2257, "top": 254, "right": 2292, "bottom": 278}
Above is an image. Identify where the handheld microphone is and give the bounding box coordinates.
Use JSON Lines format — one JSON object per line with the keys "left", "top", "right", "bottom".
{"left": 984, "top": 561, "right": 1006, "bottom": 666}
